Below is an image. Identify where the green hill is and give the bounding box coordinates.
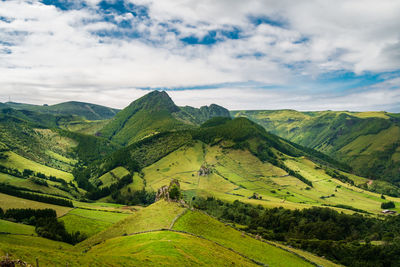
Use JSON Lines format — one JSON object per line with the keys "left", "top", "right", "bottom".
{"left": 98, "top": 91, "right": 190, "bottom": 145}
{"left": 80, "top": 116, "right": 400, "bottom": 215}
{"left": 98, "top": 91, "right": 231, "bottom": 145}
{"left": 232, "top": 110, "right": 400, "bottom": 190}
{"left": 5, "top": 101, "right": 119, "bottom": 120}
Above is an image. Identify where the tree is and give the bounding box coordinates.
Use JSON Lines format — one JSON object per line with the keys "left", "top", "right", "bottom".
{"left": 168, "top": 183, "right": 181, "bottom": 200}
{"left": 381, "top": 201, "right": 395, "bottom": 209}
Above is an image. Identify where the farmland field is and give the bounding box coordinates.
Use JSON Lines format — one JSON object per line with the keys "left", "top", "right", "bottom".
{"left": 0, "top": 192, "right": 72, "bottom": 216}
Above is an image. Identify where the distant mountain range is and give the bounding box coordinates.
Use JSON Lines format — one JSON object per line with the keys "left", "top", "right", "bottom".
{"left": 4, "top": 101, "right": 120, "bottom": 121}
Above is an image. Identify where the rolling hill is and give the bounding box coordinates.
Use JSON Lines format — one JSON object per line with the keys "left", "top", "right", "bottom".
{"left": 82, "top": 114, "right": 400, "bottom": 215}
{"left": 231, "top": 110, "right": 400, "bottom": 190}
{"left": 5, "top": 101, "right": 120, "bottom": 121}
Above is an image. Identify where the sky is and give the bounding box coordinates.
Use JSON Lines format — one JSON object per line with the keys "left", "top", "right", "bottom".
{"left": 1, "top": 0, "right": 400, "bottom": 111}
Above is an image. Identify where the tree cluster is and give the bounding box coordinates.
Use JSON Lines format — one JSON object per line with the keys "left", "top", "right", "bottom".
{"left": 0, "top": 207, "right": 85, "bottom": 244}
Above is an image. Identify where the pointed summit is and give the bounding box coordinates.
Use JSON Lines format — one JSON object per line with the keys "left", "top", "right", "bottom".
{"left": 99, "top": 90, "right": 231, "bottom": 145}
{"left": 99, "top": 91, "right": 186, "bottom": 145}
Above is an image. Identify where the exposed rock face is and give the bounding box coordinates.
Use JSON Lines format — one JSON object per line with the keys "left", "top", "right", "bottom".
{"left": 155, "top": 179, "right": 182, "bottom": 202}
{"left": 155, "top": 185, "right": 170, "bottom": 202}
{"left": 0, "top": 255, "right": 31, "bottom": 266}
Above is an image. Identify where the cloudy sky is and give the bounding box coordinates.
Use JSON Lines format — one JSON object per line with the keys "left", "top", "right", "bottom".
{"left": 1, "top": 0, "right": 400, "bottom": 111}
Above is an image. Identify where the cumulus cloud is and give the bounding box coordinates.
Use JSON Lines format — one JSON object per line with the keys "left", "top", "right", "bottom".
{"left": 0, "top": 0, "right": 399, "bottom": 111}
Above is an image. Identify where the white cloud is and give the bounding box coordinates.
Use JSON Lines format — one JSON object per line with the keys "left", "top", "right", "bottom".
{"left": 0, "top": 0, "right": 399, "bottom": 111}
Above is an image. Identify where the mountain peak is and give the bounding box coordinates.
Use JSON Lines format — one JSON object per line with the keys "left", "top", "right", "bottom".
{"left": 128, "top": 90, "right": 179, "bottom": 113}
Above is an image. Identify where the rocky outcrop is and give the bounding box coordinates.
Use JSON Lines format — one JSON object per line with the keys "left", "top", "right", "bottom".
{"left": 155, "top": 179, "right": 183, "bottom": 203}
{"left": 198, "top": 165, "right": 211, "bottom": 176}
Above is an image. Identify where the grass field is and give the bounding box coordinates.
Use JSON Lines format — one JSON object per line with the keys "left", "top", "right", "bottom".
{"left": 0, "top": 219, "right": 36, "bottom": 236}
{"left": 173, "top": 210, "right": 314, "bottom": 267}
{"left": 0, "top": 231, "right": 258, "bottom": 266}
{"left": 97, "top": 166, "right": 130, "bottom": 188}
{"left": 0, "top": 234, "right": 90, "bottom": 266}
{"left": 63, "top": 120, "right": 110, "bottom": 135}
{"left": 0, "top": 173, "right": 76, "bottom": 199}
{"left": 0, "top": 192, "right": 72, "bottom": 217}
{"left": 137, "top": 142, "right": 400, "bottom": 215}
{"left": 77, "top": 200, "right": 185, "bottom": 249}
{"left": 59, "top": 214, "right": 112, "bottom": 237}
{"left": 88, "top": 231, "right": 258, "bottom": 266}
{"left": 59, "top": 207, "right": 131, "bottom": 237}
{"left": 0, "top": 151, "right": 74, "bottom": 182}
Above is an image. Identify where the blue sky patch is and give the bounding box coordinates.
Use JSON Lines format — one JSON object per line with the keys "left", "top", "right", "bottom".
{"left": 181, "top": 27, "right": 241, "bottom": 45}
{"left": 248, "top": 15, "right": 287, "bottom": 28}
{"left": 40, "top": 0, "right": 86, "bottom": 11}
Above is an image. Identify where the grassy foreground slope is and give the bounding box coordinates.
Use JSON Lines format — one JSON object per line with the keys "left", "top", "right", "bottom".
{"left": 88, "top": 231, "right": 258, "bottom": 266}
{"left": 231, "top": 110, "right": 400, "bottom": 188}
{"left": 77, "top": 200, "right": 185, "bottom": 249}
{"left": 173, "top": 210, "right": 320, "bottom": 267}
{"left": 0, "top": 200, "right": 319, "bottom": 266}
{"left": 0, "top": 231, "right": 257, "bottom": 266}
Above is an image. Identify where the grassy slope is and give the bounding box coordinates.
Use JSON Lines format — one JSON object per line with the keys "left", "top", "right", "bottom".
{"left": 62, "top": 119, "right": 110, "bottom": 135}
{"left": 140, "top": 141, "right": 400, "bottom": 214}
{"left": 231, "top": 110, "right": 400, "bottom": 184}
{"left": 77, "top": 200, "right": 185, "bottom": 249}
{"left": 0, "top": 173, "right": 76, "bottom": 199}
{"left": 0, "top": 200, "right": 332, "bottom": 266}
{"left": 0, "top": 120, "right": 78, "bottom": 172}
{"left": 59, "top": 208, "right": 130, "bottom": 238}
{"left": 100, "top": 91, "right": 189, "bottom": 145}
{"left": 173, "top": 210, "right": 315, "bottom": 267}
{"left": 88, "top": 231, "right": 257, "bottom": 266}
{"left": 0, "top": 151, "right": 74, "bottom": 182}
{"left": 0, "top": 219, "right": 36, "bottom": 236}
{"left": 97, "top": 166, "right": 130, "bottom": 188}
{"left": 0, "top": 231, "right": 257, "bottom": 266}
{"left": 0, "top": 192, "right": 72, "bottom": 216}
